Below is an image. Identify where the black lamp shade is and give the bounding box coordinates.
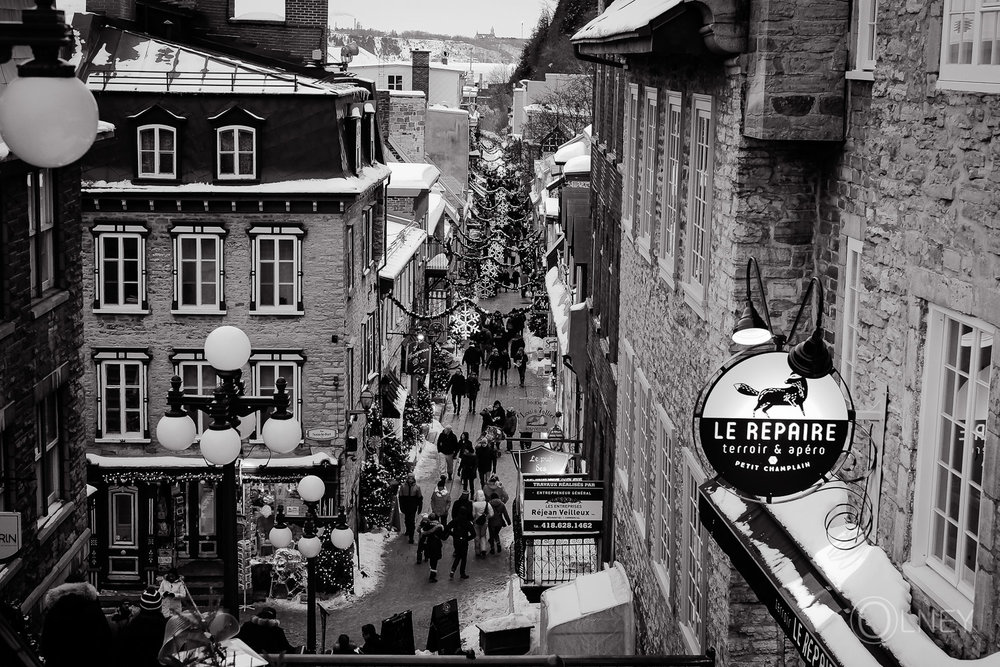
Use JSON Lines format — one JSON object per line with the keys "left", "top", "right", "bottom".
{"left": 732, "top": 302, "right": 772, "bottom": 346}
{"left": 345, "top": 436, "right": 358, "bottom": 453}
{"left": 787, "top": 328, "right": 834, "bottom": 379}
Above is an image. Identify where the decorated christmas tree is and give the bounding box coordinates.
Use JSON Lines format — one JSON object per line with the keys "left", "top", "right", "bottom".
{"left": 378, "top": 425, "right": 409, "bottom": 484}
{"left": 314, "top": 536, "right": 354, "bottom": 594}
{"left": 430, "top": 341, "right": 452, "bottom": 396}
{"left": 358, "top": 454, "right": 394, "bottom": 529}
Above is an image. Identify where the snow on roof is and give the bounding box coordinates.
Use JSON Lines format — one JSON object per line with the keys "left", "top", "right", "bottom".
{"left": 572, "top": 0, "right": 682, "bottom": 42}
{"left": 545, "top": 197, "right": 560, "bottom": 217}
{"left": 84, "top": 165, "right": 390, "bottom": 195}
{"left": 428, "top": 192, "right": 446, "bottom": 236}
{"left": 388, "top": 89, "right": 426, "bottom": 98}
{"left": 427, "top": 252, "right": 449, "bottom": 271}
{"left": 380, "top": 221, "right": 427, "bottom": 280}
{"left": 428, "top": 104, "right": 469, "bottom": 116}
{"left": 387, "top": 162, "right": 440, "bottom": 193}
{"left": 564, "top": 155, "right": 591, "bottom": 175}
{"left": 84, "top": 27, "right": 335, "bottom": 95}
{"left": 86, "top": 451, "right": 338, "bottom": 470}
{"left": 553, "top": 139, "right": 588, "bottom": 165}
{"left": 545, "top": 267, "right": 571, "bottom": 353}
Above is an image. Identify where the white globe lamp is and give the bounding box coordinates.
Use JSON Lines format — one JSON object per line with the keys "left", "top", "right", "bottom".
{"left": 269, "top": 524, "right": 293, "bottom": 549}
{"left": 204, "top": 326, "right": 252, "bottom": 372}
{"left": 0, "top": 76, "right": 98, "bottom": 168}
{"left": 262, "top": 416, "right": 301, "bottom": 454}
{"left": 297, "top": 475, "right": 325, "bottom": 503}
{"left": 199, "top": 427, "right": 242, "bottom": 465}
{"left": 156, "top": 414, "right": 196, "bottom": 451}
{"left": 329, "top": 510, "right": 355, "bottom": 550}
{"left": 236, "top": 413, "right": 256, "bottom": 440}
{"left": 297, "top": 535, "right": 322, "bottom": 559}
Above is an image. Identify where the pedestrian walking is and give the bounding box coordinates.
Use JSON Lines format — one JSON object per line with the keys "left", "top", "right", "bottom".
{"left": 235, "top": 606, "right": 295, "bottom": 654}
{"left": 40, "top": 581, "right": 113, "bottom": 667}
{"left": 511, "top": 269, "right": 521, "bottom": 289}
{"left": 114, "top": 586, "right": 166, "bottom": 667}
{"left": 437, "top": 425, "right": 459, "bottom": 479}
{"left": 420, "top": 513, "right": 447, "bottom": 582}
{"left": 503, "top": 409, "right": 519, "bottom": 453}
{"left": 486, "top": 347, "right": 500, "bottom": 386}
{"left": 483, "top": 474, "right": 509, "bottom": 505}
{"left": 472, "top": 490, "right": 493, "bottom": 558}
{"left": 446, "top": 370, "right": 466, "bottom": 414}
{"left": 430, "top": 475, "right": 451, "bottom": 525}
{"left": 475, "top": 437, "right": 495, "bottom": 490}
{"left": 157, "top": 568, "right": 188, "bottom": 616}
{"left": 487, "top": 493, "right": 511, "bottom": 554}
{"left": 415, "top": 513, "right": 431, "bottom": 564}
{"left": 360, "top": 623, "right": 385, "bottom": 654}
{"left": 458, "top": 444, "right": 478, "bottom": 493}
{"left": 462, "top": 344, "right": 482, "bottom": 377}
{"left": 466, "top": 374, "right": 481, "bottom": 413}
{"left": 447, "top": 513, "right": 476, "bottom": 579}
{"left": 498, "top": 268, "right": 510, "bottom": 289}
{"left": 498, "top": 348, "right": 511, "bottom": 385}
{"left": 514, "top": 348, "right": 528, "bottom": 386}
{"left": 452, "top": 489, "right": 473, "bottom": 522}
{"left": 397, "top": 474, "right": 423, "bottom": 544}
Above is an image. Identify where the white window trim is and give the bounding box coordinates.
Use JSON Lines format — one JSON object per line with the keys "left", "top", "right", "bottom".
{"left": 616, "top": 338, "right": 635, "bottom": 484}
{"left": 171, "top": 355, "right": 218, "bottom": 437}
{"left": 621, "top": 84, "right": 640, "bottom": 240}
{"left": 652, "top": 404, "right": 675, "bottom": 599}
{"left": 850, "top": 0, "right": 878, "bottom": 74}
{"left": 680, "top": 446, "right": 707, "bottom": 653}
{"left": 35, "top": 392, "right": 61, "bottom": 512}
{"left": 137, "top": 124, "right": 177, "bottom": 179}
{"left": 840, "top": 237, "right": 863, "bottom": 391}
{"left": 637, "top": 86, "right": 658, "bottom": 261}
{"left": 94, "top": 350, "right": 151, "bottom": 442}
{"left": 938, "top": 0, "right": 1000, "bottom": 92}
{"left": 172, "top": 228, "right": 226, "bottom": 314}
{"left": 249, "top": 226, "right": 304, "bottom": 315}
{"left": 92, "top": 224, "right": 149, "bottom": 314}
{"left": 658, "top": 92, "right": 682, "bottom": 286}
{"left": 907, "top": 306, "right": 995, "bottom": 628}
{"left": 216, "top": 125, "right": 257, "bottom": 180}
{"left": 27, "top": 169, "right": 55, "bottom": 297}
{"left": 682, "top": 94, "right": 714, "bottom": 318}
{"left": 387, "top": 75, "right": 404, "bottom": 91}
{"left": 631, "top": 366, "right": 651, "bottom": 539}
{"left": 250, "top": 351, "right": 305, "bottom": 443}
{"left": 109, "top": 487, "right": 139, "bottom": 548}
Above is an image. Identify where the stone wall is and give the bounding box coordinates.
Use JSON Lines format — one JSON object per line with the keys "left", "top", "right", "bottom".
{"left": 387, "top": 91, "right": 426, "bottom": 162}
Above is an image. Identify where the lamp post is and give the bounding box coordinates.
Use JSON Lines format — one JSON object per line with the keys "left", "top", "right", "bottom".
{"left": 0, "top": 0, "right": 99, "bottom": 168}
{"left": 268, "top": 475, "right": 355, "bottom": 654}
{"left": 156, "top": 325, "right": 303, "bottom": 616}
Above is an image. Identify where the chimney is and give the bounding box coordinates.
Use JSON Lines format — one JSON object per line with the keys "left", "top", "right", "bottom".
{"left": 441, "top": 51, "right": 448, "bottom": 66}
{"left": 411, "top": 49, "right": 430, "bottom": 98}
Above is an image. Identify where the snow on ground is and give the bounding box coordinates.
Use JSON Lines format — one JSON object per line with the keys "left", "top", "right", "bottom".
{"left": 459, "top": 574, "right": 540, "bottom": 655}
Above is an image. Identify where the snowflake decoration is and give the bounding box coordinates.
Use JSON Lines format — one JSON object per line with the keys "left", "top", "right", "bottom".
{"left": 450, "top": 303, "right": 482, "bottom": 340}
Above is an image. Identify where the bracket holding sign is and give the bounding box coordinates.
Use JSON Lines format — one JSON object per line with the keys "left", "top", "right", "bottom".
{"left": 0, "top": 512, "right": 22, "bottom": 564}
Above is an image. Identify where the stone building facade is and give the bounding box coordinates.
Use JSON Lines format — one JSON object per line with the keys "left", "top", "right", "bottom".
{"left": 574, "top": 0, "right": 1000, "bottom": 663}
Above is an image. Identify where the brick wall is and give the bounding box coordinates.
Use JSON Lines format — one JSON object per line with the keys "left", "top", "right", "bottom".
{"left": 387, "top": 92, "right": 426, "bottom": 161}
{"left": 85, "top": 0, "right": 135, "bottom": 20}
{"left": 411, "top": 50, "right": 430, "bottom": 99}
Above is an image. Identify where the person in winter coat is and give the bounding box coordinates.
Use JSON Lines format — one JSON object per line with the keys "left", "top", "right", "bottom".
{"left": 360, "top": 623, "right": 385, "bottom": 654}
{"left": 461, "top": 344, "right": 482, "bottom": 377}
{"left": 332, "top": 634, "right": 359, "bottom": 654}
{"left": 487, "top": 493, "right": 512, "bottom": 554}
{"left": 458, "top": 444, "right": 479, "bottom": 493}
{"left": 437, "top": 425, "right": 459, "bottom": 479}
{"left": 108, "top": 600, "right": 134, "bottom": 640}
{"left": 420, "top": 513, "right": 447, "bottom": 582}
{"left": 498, "top": 349, "right": 511, "bottom": 385}
{"left": 40, "top": 580, "right": 113, "bottom": 667}
{"left": 415, "top": 514, "right": 431, "bottom": 564}
{"left": 510, "top": 269, "right": 521, "bottom": 289}
{"left": 502, "top": 409, "right": 519, "bottom": 454}
{"left": 158, "top": 568, "right": 188, "bottom": 616}
{"left": 471, "top": 490, "right": 493, "bottom": 557}
{"left": 475, "top": 438, "right": 495, "bottom": 490}
{"left": 483, "top": 474, "right": 509, "bottom": 505}
{"left": 430, "top": 475, "right": 451, "bottom": 525}
{"left": 466, "top": 374, "right": 481, "bottom": 413}
{"left": 114, "top": 586, "right": 166, "bottom": 667}
{"left": 514, "top": 348, "right": 528, "bottom": 386}
{"left": 235, "top": 606, "right": 295, "bottom": 655}
{"left": 451, "top": 488, "right": 473, "bottom": 522}
{"left": 397, "top": 474, "right": 424, "bottom": 543}
{"left": 489, "top": 400, "right": 506, "bottom": 427}
{"left": 446, "top": 370, "right": 466, "bottom": 414}
{"left": 487, "top": 347, "right": 503, "bottom": 386}
{"left": 446, "top": 513, "right": 477, "bottom": 579}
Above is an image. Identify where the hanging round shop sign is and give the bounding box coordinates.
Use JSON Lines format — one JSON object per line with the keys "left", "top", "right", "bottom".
{"left": 693, "top": 350, "right": 855, "bottom": 502}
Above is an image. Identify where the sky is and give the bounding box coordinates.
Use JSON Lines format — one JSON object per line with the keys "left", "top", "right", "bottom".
{"left": 329, "top": 0, "right": 556, "bottom": 38}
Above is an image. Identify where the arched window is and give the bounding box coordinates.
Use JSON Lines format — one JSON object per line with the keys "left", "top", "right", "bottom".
{"left": 217, "top": 125, "right": 257, "bottom": 180}
{"left": 137, "top": 124, "right": 176, "bottom": 178}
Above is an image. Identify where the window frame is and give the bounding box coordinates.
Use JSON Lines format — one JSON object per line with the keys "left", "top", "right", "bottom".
{"left": 346, "top": 224, "right": 356, "bottom": 294}
{"left": 679, "top": 447, "right": 707, "bottom": 652}
{"left": 35, "top": 391, "right": 62, "bottom": 516}
{"left": 840, "top": 237, "right": 863, "bottom": 391}
{"left": 617, "top": 339, "right": 634, "bottom": 486}
{"left": 109, "top": 487, "right": 139, "bottom": 548}
{"left": 631, "top": 366, "right": 651, "bottom": 537}
{"left": 637, "top": 86, "right": 658, "bottom": 258}
{"left": 682, "top": 94, "right": 714, "bottom": 317}
{"left": 94, "top": 350, "right": 151, "bottom": 442}
{"left": 171, "top": 352, "right": 219, "bottom": 437}
{"left": 387, "top": 74, "right": 404, "bottom": 91}
{"left": 362, "top": 208, "right": 374, "bottom": 271}
{"left": 621, "top": 84, "right": 640, "bottom": 239}
{"left": 908, "top": 306, "right": 995, "bottom": 623}
{"left": 851, "top": 0, "right": 878, "bottom": 74}
{"left": 939, "top": 0, "right": 1000, "bottom": 92}
{"left": 658, "top": 92, "right": 683, "bottom": 285}
{"left": 652, "top": 406, "right": 676, "bottom": 597}
{"left": 27, "top": 169, "right": 56, "bottom": 298}
{"left": 92, "top": 224, "right": 149, "bottom": 314}
{"left": 136, "top": 124, "right": 177, "bottom": 179}
{"left": 250, "top": 351, "right": 305, "bottom": 442}
{"left": 216, "top": 125, "right": 257, "bottom": 180}
{"left": 172, "top": 226, "right": 226, "bottom": 314}
{"left": 248, "top": 225, "right": 305, "bottom": 315}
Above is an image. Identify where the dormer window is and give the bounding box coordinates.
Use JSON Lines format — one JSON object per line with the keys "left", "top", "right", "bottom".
{"left": 365, "top": 101, "right": 377, "bottom": 165}
{"left": 217, "top": 126, "right": 256, "bottom": 180}
{"left": 137, "top": 125, "right": 176, "bottom": 179}
{"left": 349, "top": 104, "right": 363, "bottom": 175}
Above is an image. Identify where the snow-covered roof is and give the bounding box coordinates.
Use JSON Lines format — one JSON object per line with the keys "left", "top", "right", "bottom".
{"left": 545, "top": 197, "right": 560, "bottom": 217}
{"left": 83, "top": 27, "right": 336, "bottom": 95}
{"left": 427, "top": 252, "right": 449, "bottom": 271}
{"left": 545, "top": 267, "right": 571, "bottom": 353}
{"left": 572, "top": 0, "right": 682, "bottom": 42}
{"left": 428, "top": 104, "right": 469, "bottom": 116}
{"left": 388, "top": 162, "right": 440, "bottom": 194}
{"left": 553, "top": 139, "right": 588, "bottom": 165}
{"left": 427, "top": 192, "right": 447, "bottom": 236}
{"left": 86, "top": 451, "right": 338, "bottom": 470}
{"left": 380, "top": 221, "right": 427, "bottom": 280}
{"left": 83, "top": 165, "right": 391, "bottom": 195}
{"left": 564, "top": 155, "right": 591, "bottom": 175}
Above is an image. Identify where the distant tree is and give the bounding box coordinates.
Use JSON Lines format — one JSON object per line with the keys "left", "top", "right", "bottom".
{"left": 521, "top": 70, "right": 593, "bottom": 150}
{"left": 486, "top": 64, "right": 515, "bottom": 86}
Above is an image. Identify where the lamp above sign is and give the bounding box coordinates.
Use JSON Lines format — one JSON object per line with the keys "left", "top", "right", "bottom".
{"left": 694, "top": 351, "right": 855, "bottom": 502}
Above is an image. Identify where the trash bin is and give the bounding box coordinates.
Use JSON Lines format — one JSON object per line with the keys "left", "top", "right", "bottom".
{"left": 476, "top": 614, "right": 534, "bottom": 656}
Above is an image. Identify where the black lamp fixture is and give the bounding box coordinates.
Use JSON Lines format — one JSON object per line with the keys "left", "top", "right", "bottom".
{"left": 0, "top": 0, "right": 99, "bottom": 167}
{"left": 732, "top": 259, "right": 834, "bottom": 379}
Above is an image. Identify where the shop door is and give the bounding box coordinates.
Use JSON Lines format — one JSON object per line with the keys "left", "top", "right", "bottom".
{"left": 107, "top": 486, "right": 142, "bottom": 582}
{"left": 175, "top": 481, "right": 220, "bottom": 560}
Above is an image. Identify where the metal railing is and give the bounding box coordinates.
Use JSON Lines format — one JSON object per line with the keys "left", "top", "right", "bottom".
{"left": 512, "top": 504, "right": 599, "bottom": 587}
{"left": 261, "top": 653, "right": 716, "bottom": 666}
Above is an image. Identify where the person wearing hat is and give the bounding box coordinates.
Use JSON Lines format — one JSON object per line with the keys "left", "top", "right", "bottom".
{"left": 235, "top": 606, "right": 295, "bottom": 655}
{"left": 40, "top": 580, "right": 113, "bottom": 667}
{"left": 430, "top": 475, "right": 451, "bottom": 526}
{"left": 419, "top": 513, "right": 447, "bottom": 582}
{"left": 115, "top": 586, "right": 167, "bottom": 667}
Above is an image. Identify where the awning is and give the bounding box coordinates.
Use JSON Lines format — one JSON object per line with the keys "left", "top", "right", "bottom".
{"left": 567, "top": 302, "right": 588, "bottom": 373}
{"left": 572, "top": 0, "right": 682, "bottom": 43}
{"left": 564, "top": 155, "right": 591, "bottom": 175}
{"left": 427, "top": 191, "right": 446, "bottom": 237}
{"left": 86, "top": 451, "right": 338, "bottom": 470}
{"left": 552, "top": 138, "right": 588, "bottom": 165}
{"left": 545, "top": 235, "right": 564, "bottom": 269}
{"left": 380, "top": 371, "right": 404, "bottom": 419}
{"left": 379, "top": 221, "right": 428, "bottom": 281}
{"left": 545, "top": 176, "right": 566, "bottom": 192}
{"left": 545, "top": 267, "right": 571, "bottom": 354}
{"left": 426, "top": 252, "right": 450, "bottom": 274}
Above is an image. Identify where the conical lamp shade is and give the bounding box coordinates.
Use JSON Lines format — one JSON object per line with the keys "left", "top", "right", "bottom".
{"left": 787, "top": 328, "right": 834, "bottom": 379}
{"left": 732, "top": 302, "right": 772, "bottom": 346}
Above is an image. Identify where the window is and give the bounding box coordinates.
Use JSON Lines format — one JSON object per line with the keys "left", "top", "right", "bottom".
{"left": 911, "top": 307, "right": 993, "bottom": 609}
{"left": 387, "top": 75, "right": 404, "bottom": 90}
{"left": 93, "top": 224, "right": 148, "bottom": 312}
{"left": 653, "top": 407, "right": 676, "bottom": 594}
{"left": 617, "top": 340, "right": 634, "bottom": 479}
{"left": 683, "top": 95, "right": 714, "bottom": 313}
{"left": 346, "top": 225, "right": 356, "bottom": 293}
{"left": 840, "top": 238, "right": 863, "bottom": 390}
{"left": 172, "top": 354, "right": 218, "bottom": 435}
{"left": 137, "top": 125, "right": 176, "bottom": 178}
{"left": 362, "top": 311, "right": 377, "bottom": 379}
{"left": 35, "top": 391, "right": 62, "bottom": 516}
{"left": 110, "top": 488, "right": 137, "bottom": 546}
{"left": 367, "top": 105, "right": 377, "bottom": 164}
{"left": 95, "top": 350, "right": 150, "bottom": 441}
{"left": 251, "top": 352, "right": 304, "bottom": 439}
{"left": 658, "top": 92, "right": 682, "bottom": 281}
{"left": 172, "top": 226, "right": 225, "bottom": 312}
{"left": 27, "top": 170, "right": 55, "bottom": 297}
{"left": 249, "top": 226, "right": 304, "bottom": 314}
{"left": 851, "top": 0, "right": 878, "bottom": 73}
{"left": 621, "top": 84, "right": 640, "bottom": 236}
{"left": 632, "top": 367, "right": 651, "bottom": 533}
{"left": 637, "top": 87, "right": 658, "bottom": 254}
{"left": 363, "top": 208, "right": 374, "bottom": 269}
{"left": 940, "top": 0, "right": 1000, "bottom": 91}
{"left": 680, "top": 448, "right": 707, "bottom": 651}
{"left": 217, "top": 126, "right": 256, "bottom": 180}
